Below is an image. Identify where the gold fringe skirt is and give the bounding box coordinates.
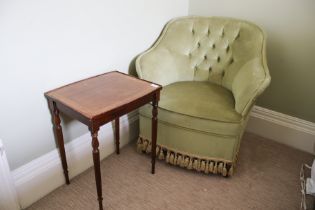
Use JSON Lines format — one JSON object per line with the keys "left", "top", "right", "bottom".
{"left": 137, "top": 136, "right": 234, "bottom": 177}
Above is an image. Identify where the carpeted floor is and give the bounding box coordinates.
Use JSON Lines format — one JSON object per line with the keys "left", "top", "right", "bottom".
{"left": 27, "top": 132, "right": 313, "bottom": 210}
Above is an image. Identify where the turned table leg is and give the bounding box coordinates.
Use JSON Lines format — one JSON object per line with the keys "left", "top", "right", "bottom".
{"left": 50, "top": 101, "right": 70, "bottom": 184}
{"left": 90, "top": 126, "right": 103, "bottom": 210}
{"left": 115, "top": 118, "right": 120, "bottom": 155}
{"left": 151, "top": 94, "right": 158, "bottom": 174}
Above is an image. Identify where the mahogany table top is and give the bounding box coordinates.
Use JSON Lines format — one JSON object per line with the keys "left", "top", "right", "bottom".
{"left": 45, "top": 71, "right": 161, "bottom": 120}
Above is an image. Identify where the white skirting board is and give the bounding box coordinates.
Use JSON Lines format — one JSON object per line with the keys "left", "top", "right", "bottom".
{"left": 12, "top": 113, "right": 139, "bottom": 209}
{"left": 0, "top": 139, "right": 21, "bottom": 210}
{"left": 247, "top": 106, "right": 315, "bottom": 154}
{"left": 11, "top": 106, "right": 315, "bottom": 209}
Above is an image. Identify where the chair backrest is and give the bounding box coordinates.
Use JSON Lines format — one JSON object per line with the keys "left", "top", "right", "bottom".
{"left": 137, "top": 16, "right": 266, "bottom": 90}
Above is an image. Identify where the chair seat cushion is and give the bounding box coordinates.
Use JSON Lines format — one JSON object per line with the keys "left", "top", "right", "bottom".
{"left": 139, "top": 81, "right": 243, "bottom": 136}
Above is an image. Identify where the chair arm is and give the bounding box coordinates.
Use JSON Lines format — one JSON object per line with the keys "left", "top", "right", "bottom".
{"left": 232, "top": 57, "right": 271, "bottom": 116}
{"left": 136, "top": 18, "right": 193, "bottom": 86}
{"left": 136, "top": 47, "right": 180, "bottom": 86}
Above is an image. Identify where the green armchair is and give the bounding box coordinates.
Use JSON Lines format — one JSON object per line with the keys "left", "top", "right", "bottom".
{"left": 136, "top": 16, "right": 271, "bottom": 176}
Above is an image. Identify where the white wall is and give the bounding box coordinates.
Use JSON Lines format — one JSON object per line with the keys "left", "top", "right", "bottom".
{"left": 0, "top": 0, "right": 189, "bottom": 169}
{"left": 189, "top": 0, "right": 315, "bottom": 122}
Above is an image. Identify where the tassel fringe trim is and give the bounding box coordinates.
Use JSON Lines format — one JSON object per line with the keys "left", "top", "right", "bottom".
{"left": 137, "top": 137, "right": 234, "bottom": 177}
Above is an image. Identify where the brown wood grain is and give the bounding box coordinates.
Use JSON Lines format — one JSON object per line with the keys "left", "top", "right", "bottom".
{"left": 45, "top": 71, "right": 160, "bottom": 119}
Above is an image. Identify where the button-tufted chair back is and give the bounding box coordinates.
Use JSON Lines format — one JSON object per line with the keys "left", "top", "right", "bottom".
{"left": 138, "top": 16, "right": 263, "bottom": 84}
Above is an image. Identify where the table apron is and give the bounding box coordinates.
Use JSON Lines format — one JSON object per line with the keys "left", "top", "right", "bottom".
{"left": 93, "top": 93, "right": 156, "bottom": 126}
{"left": 54, "top": 101, "right": 91, "bottom": 125}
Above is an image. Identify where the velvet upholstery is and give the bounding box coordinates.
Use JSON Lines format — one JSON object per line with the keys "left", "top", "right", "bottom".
{"left": 136, "top": 17, "right": 271, "bottom": 176}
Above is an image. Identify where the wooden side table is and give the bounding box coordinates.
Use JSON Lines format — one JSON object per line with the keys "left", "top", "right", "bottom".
{"left": 44, "top": 71, "right": 162, "bottom": 210}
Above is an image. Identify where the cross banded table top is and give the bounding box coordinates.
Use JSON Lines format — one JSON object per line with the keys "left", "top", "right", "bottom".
{"left": 45, "top": 71, "right": 161, "bottom": 119}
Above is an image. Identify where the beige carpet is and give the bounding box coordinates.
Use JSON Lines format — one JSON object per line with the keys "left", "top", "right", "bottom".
{"left": 27, "top": 132, "right": 313, "bottom": 210}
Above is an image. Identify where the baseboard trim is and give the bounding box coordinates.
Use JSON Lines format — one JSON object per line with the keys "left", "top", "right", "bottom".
{"left": 0, "top": 139, "right": 21, "bottom": 210}
{"left": 12, "top": 113, "right": 139, "bottom": 209}
{"left": 247, "top": 106, "right": 315, "bottom": 154}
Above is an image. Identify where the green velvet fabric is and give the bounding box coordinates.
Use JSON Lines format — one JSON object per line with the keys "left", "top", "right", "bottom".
{"left": 136, "top": 16, "right": 271, "bottom": 172}
{"left": 139, "top": 116, "right": 239, "bottom": 161}
{"left": 158, "top": 82, "right": 241, "bottom": 122}
{"left": 139, "top": 82, "right": 243, "bottom": 136}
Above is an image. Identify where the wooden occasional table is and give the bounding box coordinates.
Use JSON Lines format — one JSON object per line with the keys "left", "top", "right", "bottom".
{"left": 44, "top": 71, "right": 162, "bottom": 210}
